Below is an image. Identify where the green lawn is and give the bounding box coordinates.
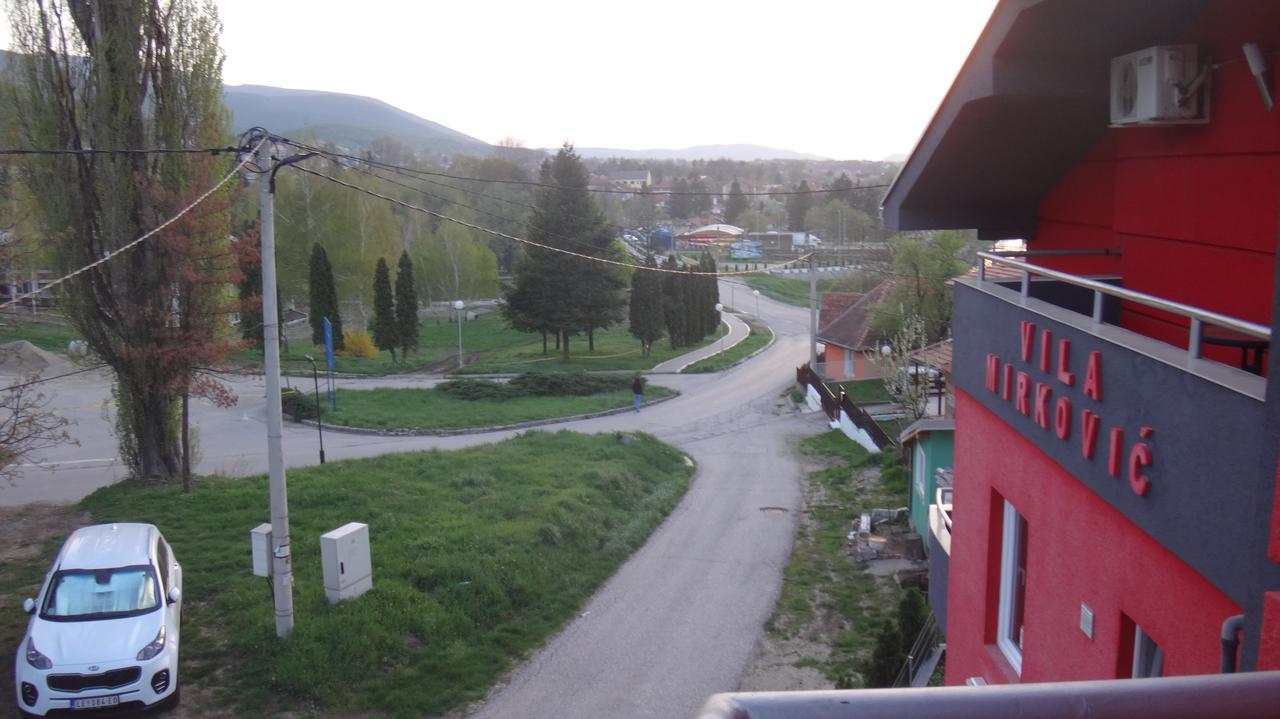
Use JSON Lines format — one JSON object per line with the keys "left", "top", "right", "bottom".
{"left": 836, "top": 378, "right": 893, "bottom": 405}
{"left": 457, "top": 322, "right": 726, "bottom": 375}
{"left": 0, "top": 432, "right": 694, "bottom": 717}
{"left": 0, "top": 318, "right": 79, "bottom": 354}
{"left": 745, "top": 274, "right": 845, "bottom": 307}
{"left": 766, "top": 431, "right": 910, "bottom": 688}
{"left": 305, "top": 384, "right": 675, "bottom": 431}
{"left": 682, "top": 318, "right": 773, "bottom": 373}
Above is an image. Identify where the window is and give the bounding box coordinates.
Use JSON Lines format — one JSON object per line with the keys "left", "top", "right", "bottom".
{"left": 997, "top": 500, "right": 1028, "bottom": 674}
{"left": 157, "top": 540, "right": 170, "bottom": 589}
{"left": 913, "top": 442, "right": 926, "bottom": 501}
{"left": 1131, "top": 626, "right": 1164, "bottom": 678}
{"left": 844, "top": 351, "right": 854, "bottom": 378}
{"left": 42, "top": 566, "right": 160, "bottom": 621}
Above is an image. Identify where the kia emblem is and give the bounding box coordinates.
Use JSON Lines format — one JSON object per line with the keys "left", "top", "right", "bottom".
{"left": 88, "top": 665, "right": 99, "bottom": 672}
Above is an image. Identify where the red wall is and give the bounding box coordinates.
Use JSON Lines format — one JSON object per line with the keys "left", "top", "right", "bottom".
{"left": 1032, "top": 0, "right": 1280, "bottom": 351}
{"left": 945, "top": 390, "right": 1242, "bottom": 685}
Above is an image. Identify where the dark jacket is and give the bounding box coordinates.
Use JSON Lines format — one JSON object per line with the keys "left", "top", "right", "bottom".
{"left": 632, "top": 377, "right": 644, "bottom": 395}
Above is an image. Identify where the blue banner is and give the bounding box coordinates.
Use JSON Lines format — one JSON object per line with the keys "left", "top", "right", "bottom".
{"left": 323, "top": 317, "right": 335, "bottom": 371}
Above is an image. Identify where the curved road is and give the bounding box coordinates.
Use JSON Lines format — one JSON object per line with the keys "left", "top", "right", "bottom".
{"left": 2, "top": 280, "right": 822, "bottom": 719}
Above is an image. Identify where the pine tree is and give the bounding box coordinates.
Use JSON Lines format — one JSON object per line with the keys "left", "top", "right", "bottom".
{"left": 309, "top": 244, "right": 344, "bottom": 349}
{"left": 503, "top": 144, "right": 625, "bottom": 361}
{"left": 394, "top": 250, "right": 419, "bottom": 358}
{"left": 628, "top": 254, "right": 665, "bottom": 356}
{"left": 787, "top": 180, "right": 813, "bottom": 231}
{"left": 682, "top": 265, "right": 702, "bottom": 342}
{"left": 724, "top": 179, "right": 748, "bottom": 225}
{"left": 371, "top": 257, "right": 397, "bottom": 362}
{"left": 667, "top": 177, "right": 693, "bottom": 220}
{"left": 662, "top": 255, "right": 687, "bottom": 348}
{"left": 700, "top": 253, "right": 720, "bottom": 334}
{"left": 830, "top": 172, "right": 856, "bottom": 205}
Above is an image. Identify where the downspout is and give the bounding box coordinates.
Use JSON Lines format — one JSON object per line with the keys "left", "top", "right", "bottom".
{"left": 1221, "top": 614, "right": 1245, "bottom": 673}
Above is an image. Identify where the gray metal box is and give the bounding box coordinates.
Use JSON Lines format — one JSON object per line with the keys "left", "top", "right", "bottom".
{"left": 320, "top": 522, "right": 372, "bottom": 604}
{"left": 250, "top": 523, "right": 272, "bottom": 577}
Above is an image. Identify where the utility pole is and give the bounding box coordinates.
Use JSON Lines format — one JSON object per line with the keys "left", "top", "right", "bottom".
{"left": 258, "top": 135, "right": 294, "bottom": 638}
{"left": 809, "top": 251, "right": 818, "bottom": 369}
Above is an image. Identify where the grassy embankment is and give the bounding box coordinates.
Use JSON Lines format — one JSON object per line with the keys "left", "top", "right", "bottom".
{"left": 682, "top": 319, "right": 773, "bottom": 373}
{"left": 0, "top": 318, "right": 79, "bottom": 354}
{"left": 766, "top": 430, "right": 911, "bottom": 687}
{"left": 0, "top": 431, "right": 694, "bottom": 717}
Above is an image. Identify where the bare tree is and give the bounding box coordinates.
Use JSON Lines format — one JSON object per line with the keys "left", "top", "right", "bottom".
{"left": 871, "top": 313, "right": 932, "bottom": 421}
{"left": 0, "top": 375, "right": 75, "bottom": 483}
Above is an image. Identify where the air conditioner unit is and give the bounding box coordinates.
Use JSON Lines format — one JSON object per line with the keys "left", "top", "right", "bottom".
{"left": 1110, "top": 45, "right": 1202, "bottom": 125}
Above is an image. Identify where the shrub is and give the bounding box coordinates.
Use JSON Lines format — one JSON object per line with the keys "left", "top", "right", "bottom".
{"left": 437, "top": 379, "right": 513, "bottom": 401}
{"left": 341, "top": 329, "right": 378, "bottom": 358}
{"left": 507, "top": 372, "right": 629, "bottom": 397}
{"left": 281, "top": 387, "right": 319, "bottom": 420}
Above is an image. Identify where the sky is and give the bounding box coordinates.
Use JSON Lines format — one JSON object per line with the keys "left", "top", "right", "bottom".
{"left": 1, "top": 0, "right": 1001, "bottom": 161}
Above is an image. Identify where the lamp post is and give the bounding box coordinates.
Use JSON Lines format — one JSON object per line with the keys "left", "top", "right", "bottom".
{"left": 715, "top": 302, "right": 725, "bottom": 353}
{"left": 453, "top": 300, "right": 465, "bottom": 369}
{"left": 753, "top": 289, "right": 760, "bottom": 317}
{"left": 304, "top": 354, "right": 325, "bottom": 465}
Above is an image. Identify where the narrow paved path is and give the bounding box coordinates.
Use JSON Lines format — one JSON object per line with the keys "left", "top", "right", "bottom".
{"left": 650, "top": 311, "right": 750, "bottom": 373}
{"left": 1, "top": 279, "right": 826, "bottom": 719}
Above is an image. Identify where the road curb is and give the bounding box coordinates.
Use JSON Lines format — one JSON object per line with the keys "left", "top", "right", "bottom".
{"left": 680, "top": 322, "right": 777, "bottom": 374}
{"left": 290, "top": 391, "right": 681, "bottom": 437}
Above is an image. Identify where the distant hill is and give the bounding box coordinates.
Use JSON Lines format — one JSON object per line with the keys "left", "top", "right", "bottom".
{"left": 223, "top": 85, "right": 491, "bottom": 156}
{"left": 574, "top": 144, "right": 827, "bottom": 161}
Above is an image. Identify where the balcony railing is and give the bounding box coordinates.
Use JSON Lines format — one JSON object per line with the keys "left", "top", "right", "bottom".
{"left": 928, "top": 487, "right": 953, "bottom": 557}
{"left": 696, "top": 671, "right": 1280, "bottom": 719}
{"left": 977, "top": 251, "right": 1271, "bottom": 369}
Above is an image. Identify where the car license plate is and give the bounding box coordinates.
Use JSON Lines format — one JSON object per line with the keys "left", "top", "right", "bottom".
{"left": 71, "top": 695, "right": 120, "bottom": 710}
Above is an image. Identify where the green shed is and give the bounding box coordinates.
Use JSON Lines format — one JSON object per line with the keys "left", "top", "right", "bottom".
{"left": 899, "top": 418, "right": 954, "bottom": 547}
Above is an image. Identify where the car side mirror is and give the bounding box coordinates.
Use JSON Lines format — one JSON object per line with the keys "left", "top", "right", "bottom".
{"left": 22, "top": 598, "right": 35, "bottom": 614}
{"left": 167, "top": 587, "right": 181, "bottom": 605}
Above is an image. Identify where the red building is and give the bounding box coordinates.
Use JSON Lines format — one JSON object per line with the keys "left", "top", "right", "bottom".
{"left": 883, "top": 0, "right": 1280, "bottom": 686}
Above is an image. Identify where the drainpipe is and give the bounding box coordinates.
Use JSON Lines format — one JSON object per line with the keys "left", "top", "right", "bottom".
{"left": 1221, "top": 614, "right": 1245, "bottom": 673}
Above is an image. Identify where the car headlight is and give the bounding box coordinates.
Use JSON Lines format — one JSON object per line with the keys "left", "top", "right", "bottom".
{"left": 136, "top": 625, "right": 166, "bottom": 661}
{"left": 25, "top": 637, "right": 52, "bottom": 670}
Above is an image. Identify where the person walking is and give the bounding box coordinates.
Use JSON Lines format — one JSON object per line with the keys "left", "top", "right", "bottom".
{"left": 632, "top": 373, "right": 645, "bottom": 412}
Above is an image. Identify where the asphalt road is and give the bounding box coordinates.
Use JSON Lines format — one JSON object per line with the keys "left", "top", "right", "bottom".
{"left": 2, "top": 279, "right": 824, "bottom": 719}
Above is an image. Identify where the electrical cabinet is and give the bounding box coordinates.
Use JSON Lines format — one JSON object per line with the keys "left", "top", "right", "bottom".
{"left": 320, "top": 522, "right": 372, "bottom": 604}
{"left": 250, "top": 523, "right": 272, "bottom": 578}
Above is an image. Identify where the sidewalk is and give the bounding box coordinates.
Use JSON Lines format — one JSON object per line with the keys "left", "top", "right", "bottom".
{"left": 650, "top": 312, "right": 750, "bottom": 373}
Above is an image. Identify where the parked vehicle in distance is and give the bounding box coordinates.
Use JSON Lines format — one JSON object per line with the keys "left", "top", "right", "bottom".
{"left": 13, "top": 523, "right": 182, "bottom": 716}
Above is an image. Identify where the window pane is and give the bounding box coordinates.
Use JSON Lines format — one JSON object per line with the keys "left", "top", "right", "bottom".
{"left": 43, "top": 567, "right": 159, "bottom": 619}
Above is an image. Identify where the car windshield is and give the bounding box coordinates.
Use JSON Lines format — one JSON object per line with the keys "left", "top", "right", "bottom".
{"left": 41, "top": 565, "right": 160, "bottom": 621}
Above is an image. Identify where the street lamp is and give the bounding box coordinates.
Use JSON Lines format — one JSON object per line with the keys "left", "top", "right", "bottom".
{"left": 303, "top": 354, "right": 325, "bottom": 465}
{"left": 753, "top": 289, "right": 760, "bottom": 317}
{"left": 453, "top": 300, "right": 465, "bottom": 369}
{"left": 715, "top": 302, "right": 725, "bottom": 353}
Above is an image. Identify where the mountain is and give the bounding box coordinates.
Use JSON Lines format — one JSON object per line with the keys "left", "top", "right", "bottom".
{"left": 223, "top": 85, "right": 491, "bottom": 156}
{"left": 573, "top": 144, "right": 827, "bottom": 161}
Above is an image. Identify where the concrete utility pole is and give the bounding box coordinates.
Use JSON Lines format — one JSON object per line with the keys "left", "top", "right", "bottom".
{"left": 258, "top": 137, "right": 295, "bottom": 638}
{"left": 809, "top": 251, "right": 818, "bottom": 369}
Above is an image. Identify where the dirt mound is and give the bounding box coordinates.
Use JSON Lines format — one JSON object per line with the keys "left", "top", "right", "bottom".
{"left": 0, "top": 340, "right": 75, "bottom": 377}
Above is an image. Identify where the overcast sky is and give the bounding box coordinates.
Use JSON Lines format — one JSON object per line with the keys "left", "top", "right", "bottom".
{"left": 3, "top": 0, "right": 1000, "bottom": 161}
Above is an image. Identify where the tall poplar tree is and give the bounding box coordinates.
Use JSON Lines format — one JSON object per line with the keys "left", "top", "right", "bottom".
{"left": 9, "top": 0, "right": 238, "bottom": 481}
{"left": 661, "top": 255, "right": 687, "bottom": 348}
{"left": 308, "top": 244, "right": 344, "bottom": 349}
{"left": 724, "top": 179, "right": 748, "bottom": 225}
{"left": 394, "top": 250, "right": 419, "bottom": 358}
{"left": 787, "top": 180, "right": 813, "bottom": 231}
{"left": 371, "top": 257, "right": 397, "bottom": 362}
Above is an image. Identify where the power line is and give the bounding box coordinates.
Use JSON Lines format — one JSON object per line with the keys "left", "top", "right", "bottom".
{"left": 288, "top": 164, "right": 813, "bottom": 277}
{"left": 0, "top": 363, "right": 108, "bottom": 393}
{"left": 276, "top": 136, "right": 889, "bottom": 198}
{"left": 0, "top": 138, "right": 267, "bottom": 312}
{"left": 0, "top": 145, "right": 246, "bottom": 157}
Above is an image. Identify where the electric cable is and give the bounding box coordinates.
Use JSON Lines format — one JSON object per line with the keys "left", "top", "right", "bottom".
{"left": 0, "top": 146, "right": 245, "bottom": 157}
{"left": 0, "top": 363, "right": 108, "bottom": 393}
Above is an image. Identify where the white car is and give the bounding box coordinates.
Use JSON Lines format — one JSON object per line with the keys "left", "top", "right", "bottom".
{"left": 14, "top": 523, "right": 182, "bottom": 716}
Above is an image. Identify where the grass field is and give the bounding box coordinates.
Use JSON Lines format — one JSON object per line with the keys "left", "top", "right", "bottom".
{"left": 308, "top": 384, "right": 675, "bottom": 431}
{"left": 456, "top": 322, "right": 725, "bottom": 375}
{"left": 766, "top": 431, "right": 910, "bottom": 687}
{"left": 682, "top": 319, "right": 772, "bottom": 373}
{"left": 0, "top": 432, "right": 694, "bottom": 717}
{"left": 835, "top": 378, "right": 893, "bottom": 405}
{"left": 744, "top": 274, "right": 845, "bottom": 307}
{"left": 0, "top": 318, "right": 79, "bottom": 354}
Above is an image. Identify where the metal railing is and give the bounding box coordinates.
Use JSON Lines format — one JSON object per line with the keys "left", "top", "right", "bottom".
{"left": 892, "top": 613, "right": 942, "bottom": 688}
{"left": 976, "top": 252, "right": 1271, "bottom": 362}
{"left": 797, "top": 363, "right": 895, "bottom": 449}
{"left": 696, "top": 671, "right": 1280, "bottom": 719}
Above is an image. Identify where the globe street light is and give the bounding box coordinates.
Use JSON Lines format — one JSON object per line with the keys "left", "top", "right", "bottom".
{"left": 715, "top": 302, "right": 725, "bottom": 353}
{"left": 453, "top": 300, "right": 466, "bottom": 369}
{"left": 303, "top": 354, "right": 326, "bottom": 465}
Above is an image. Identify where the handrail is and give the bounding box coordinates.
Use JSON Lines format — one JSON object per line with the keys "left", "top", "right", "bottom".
{"left": 976, "top": 253, "right": 1271, "bottom": 351}
{"left": 935, "top": 488, "right": 953, "bottom": 532}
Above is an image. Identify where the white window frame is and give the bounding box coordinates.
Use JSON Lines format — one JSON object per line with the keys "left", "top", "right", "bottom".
{"left": 997, "top": 499, "right": 1026, "bottom": 674}
{"left": 844, "top": 351, "right": 854, "bottom": 378}
{"left": 913, "top": 442, "right": 927, "bottom": 501}
{"left": 1132, "top": 626, "right": 1164, "bottom": 678}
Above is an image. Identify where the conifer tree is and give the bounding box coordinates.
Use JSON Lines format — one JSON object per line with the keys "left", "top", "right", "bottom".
{"left": 724, "top": 179, "right": 748, "bottom": 225}
{"left": 628, "top": 254, "right": 665, "bottom": 356}
{"left": 394, "top": 250, "right": 419, "bottom": 358}
{"left": 371, "top": 257, "right": 397, "bottom": 362}
{"left": 667, "top": 177, "right": 693, "bottom": 220}
{"left": 309, "top": 244, "right": 344, "bottom": 349}
{"left": 787, "top": 180, "right": 813, "bottom": 231}
{"left": 662, "top": 255, "right": 687, "bottom": 348}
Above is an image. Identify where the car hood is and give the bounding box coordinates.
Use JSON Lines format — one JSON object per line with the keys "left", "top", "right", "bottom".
{"left": 30, "top": 611, "right": 163, "bottom": 666}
